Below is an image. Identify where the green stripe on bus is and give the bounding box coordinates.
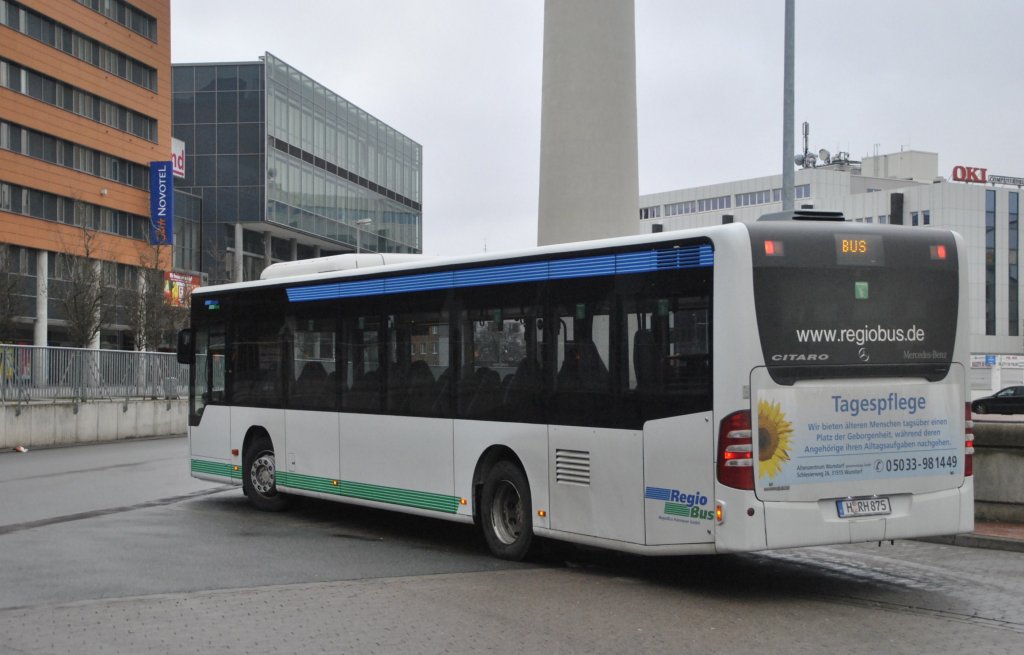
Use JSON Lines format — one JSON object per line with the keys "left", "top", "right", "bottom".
{"left": 276, "top": 471, "right": 460, "bottom": 514}
{"left": 191, "top": 459, "right": 242, "bottom": 480}
{"left": 664, "top": 502, "right": 693, "bottom": 517}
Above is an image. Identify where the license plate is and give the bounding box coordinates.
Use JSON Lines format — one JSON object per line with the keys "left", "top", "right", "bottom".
{"left": 836, "top": 497, "right": 891, "bottom": 518}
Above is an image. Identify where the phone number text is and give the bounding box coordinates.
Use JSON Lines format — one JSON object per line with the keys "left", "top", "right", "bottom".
{"left": 875, "top": 456, "right": 959, "bottom": 473}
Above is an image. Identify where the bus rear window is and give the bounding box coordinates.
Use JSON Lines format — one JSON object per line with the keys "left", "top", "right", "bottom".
{"left": 749, "top": 224, "right": 958, "bottom": 384}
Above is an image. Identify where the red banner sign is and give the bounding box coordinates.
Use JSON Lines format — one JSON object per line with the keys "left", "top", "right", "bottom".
{"left": 951, "top": 166, "right": 988, "bottom": 183}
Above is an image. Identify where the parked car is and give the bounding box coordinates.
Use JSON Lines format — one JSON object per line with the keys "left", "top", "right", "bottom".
{"left": 972, "top": 386, "right": 1024, "bottom": 415}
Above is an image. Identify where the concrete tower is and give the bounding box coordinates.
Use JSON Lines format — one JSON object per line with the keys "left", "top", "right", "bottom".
{"left": 537, "top": 0, "right": 639, "bottom": 246}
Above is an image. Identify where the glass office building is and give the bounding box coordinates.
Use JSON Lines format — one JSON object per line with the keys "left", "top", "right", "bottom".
{"left": 173, "top": 52, "right": 422, "bottom": 285}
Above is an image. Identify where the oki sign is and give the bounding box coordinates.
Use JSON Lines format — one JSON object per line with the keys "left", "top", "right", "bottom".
{"left": 952, "top": 165, "right": 987, "bottom": 183}
{"left": 171, "top": 137, "right": 186, "bottom": 179}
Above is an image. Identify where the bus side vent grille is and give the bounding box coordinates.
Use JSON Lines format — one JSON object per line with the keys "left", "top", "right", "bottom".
{"left": 555, "top": 449, "right": 591, "bottom": 486}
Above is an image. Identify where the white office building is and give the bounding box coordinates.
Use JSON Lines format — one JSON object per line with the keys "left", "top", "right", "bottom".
{"left": 639, "top": 150, "right": 1024, "bottom": 394}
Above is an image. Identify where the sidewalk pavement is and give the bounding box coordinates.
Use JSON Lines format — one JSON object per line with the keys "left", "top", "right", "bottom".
{"left": 922, "top": 520, "right": 1024, "bottom": 553}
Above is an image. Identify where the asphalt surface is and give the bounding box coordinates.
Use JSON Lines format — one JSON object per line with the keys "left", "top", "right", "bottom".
{"left": 0, "top": 434, "right": 1021, "bottom": 654}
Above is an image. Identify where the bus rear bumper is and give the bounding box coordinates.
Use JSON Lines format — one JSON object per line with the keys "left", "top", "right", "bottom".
{"left": 761, "top": 482, "right": 974, "bottom": 550}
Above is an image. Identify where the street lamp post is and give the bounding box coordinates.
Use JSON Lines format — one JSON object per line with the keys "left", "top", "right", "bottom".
{"left": 355, "top": 218, "right": 373, "bottom": 253}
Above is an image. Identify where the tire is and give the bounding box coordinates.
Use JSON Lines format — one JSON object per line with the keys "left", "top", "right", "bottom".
{"left": 973, "top": 403, "right": 987, "bottom": 415}
{"left": 479, "top": 460, "right": 534, "bottom": 561}
{"left": 243, "top": 435, "right": 290, "bottom": 512}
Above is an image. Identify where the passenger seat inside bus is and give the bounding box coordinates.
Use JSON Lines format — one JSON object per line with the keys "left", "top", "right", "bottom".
{"left": 633, "top": 329, "right": 658, "bottom": 392}
{"left": 465, "top": 367, "right": 502, "bottom": 417}
{"left": 503, "top": 357, "right": 543, "bottom": 420}
{"left": 345, "top": 370, "right": 380, "bottom": 412}
{"left": 406, "top": 360, "right": 437, "bottom": 415}
{"left": 294, "top": 360, "right": 331, "bottom": 408}
{"left": 558, "top": 340, "right": 609, "bottom": 392}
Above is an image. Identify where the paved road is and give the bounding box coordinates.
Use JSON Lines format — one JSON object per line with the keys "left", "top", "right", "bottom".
{"left": 0, "top": 436, "right": 217, "bottom": 528}
{"left": 0, "top": 437, "right": 1021, "bottom": 654}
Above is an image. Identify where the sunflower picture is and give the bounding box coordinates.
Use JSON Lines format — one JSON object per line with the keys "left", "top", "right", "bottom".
{"left": 758, "top": 399, "right": 793, "bottom": 479}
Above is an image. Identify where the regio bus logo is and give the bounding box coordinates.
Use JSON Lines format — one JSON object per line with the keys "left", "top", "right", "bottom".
{"left": 644, "top": 486, "right": 714, "bottom": 522}
{"left": 771, "top": 353, "right": 830, "bottom": 362}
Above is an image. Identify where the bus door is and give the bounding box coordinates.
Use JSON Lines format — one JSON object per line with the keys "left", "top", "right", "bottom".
{"left": 284, "top": 309, "right": 341, "bottom": 484}
{"left": 189, "top": 322, "right": 229, "bottom": 461}
{"left": 547, "top": 292, "right": 647, "bottom": 544}
{"left": 631, "top": 296, "right": 715, "bottom": 546}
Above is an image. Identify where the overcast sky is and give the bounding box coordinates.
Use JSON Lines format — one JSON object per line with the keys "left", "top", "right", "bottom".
{"left": 171, "top": 1, "right": 1024, "bottom": 256}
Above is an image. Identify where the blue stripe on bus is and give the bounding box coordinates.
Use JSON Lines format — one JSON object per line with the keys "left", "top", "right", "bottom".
{"left": 614, "top": 250, "right": 658, "bottom": 274}
{"left": 385, "top": 271, "right": 454, "bottom": 294}
{"left": 287, "top": 244, "right": 713, "bottom": 303}
{"left": 644, "top": 486, "right": 672, "bottom": 501}
{"left": 549, "top": 254, "right": 617, "bottom": 279}
{"left": 453, "top": 261, "right": 549, "bottom": 288}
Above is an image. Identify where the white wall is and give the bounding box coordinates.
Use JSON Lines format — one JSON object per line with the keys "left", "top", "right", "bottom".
{"left": 0, "top": 399, "right": 187, "bottom": 449}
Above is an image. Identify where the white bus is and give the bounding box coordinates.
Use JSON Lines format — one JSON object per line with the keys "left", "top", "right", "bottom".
{"left": 178, "top": 210, "right": 974, "bottom": 560}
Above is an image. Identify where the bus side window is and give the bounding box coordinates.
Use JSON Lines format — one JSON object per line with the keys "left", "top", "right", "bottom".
{"left": 340, "top": 314, "right": 383, "bottom": 413}
{"left": 231, "top": 318, "right": 285, "bottom": 408}
{"left": 499, "top": 314, "right": 544, "bottom": 423}
{"left": 290, "top": 313, "right": 337, "bottom": 411}
{"left": 386, "top": 311, "right": 449, "bottom": 418}
{"left": 550, "top": 298, "right": 613, "bottom": 426}
{"left": 458, "top": 307, "right": 506, "bottom": 419}
{"left": 625, "top": 295, "right": 711, "bottom": 421}
{"left": 554, "top": 307, "right": 611, "bottom": 393}
{"left": 457, "top": 286, "right": 543, "bottom": 422}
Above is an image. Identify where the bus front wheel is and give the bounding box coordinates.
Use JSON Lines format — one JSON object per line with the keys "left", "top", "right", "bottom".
{"left": 480, "top": 461, "right": 534, "bottom": 561}
{"left": 243, "top": 435, "right": 290, "bottom": 512}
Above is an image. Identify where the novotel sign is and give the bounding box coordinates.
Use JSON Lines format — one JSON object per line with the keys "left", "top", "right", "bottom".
{"left": 149, "top": 161, "right": 175, "bottom": 246}
{"left": 952, "top": 165, "right": 1024, "bottom": 187}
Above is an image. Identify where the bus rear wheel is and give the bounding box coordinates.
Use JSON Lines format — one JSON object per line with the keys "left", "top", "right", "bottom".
{"left": 243, "top": 435, "right": 290, "bottom": 512}
{"left": 480, "top": 461, "right": 533, "bottom": 561}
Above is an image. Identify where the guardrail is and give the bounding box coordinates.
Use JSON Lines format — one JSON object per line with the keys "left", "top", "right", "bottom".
{"left": 0, "top": 345, "right": 187, "bottom": 411}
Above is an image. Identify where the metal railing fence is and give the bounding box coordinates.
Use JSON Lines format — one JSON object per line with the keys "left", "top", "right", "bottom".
{"left": 0, "top": 344, "right": 188, "bottom": 406}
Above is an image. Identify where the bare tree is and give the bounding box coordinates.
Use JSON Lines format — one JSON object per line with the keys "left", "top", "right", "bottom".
{"left": 124, "top": 245, "right": 189, "bottom": 351}
{"left": 0, "top": 245, "right": 26, "bottom": 341}
{"left": 53, "top": 225, "right": 112, "bottom": 348}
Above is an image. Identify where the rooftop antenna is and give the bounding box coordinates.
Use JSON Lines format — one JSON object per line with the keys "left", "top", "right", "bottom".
{"left": 794, "top": 121, "right": 816, "bottom": 168}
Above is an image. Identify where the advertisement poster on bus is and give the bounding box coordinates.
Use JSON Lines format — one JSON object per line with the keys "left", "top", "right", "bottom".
{"left": 751, "top": 372, "right": 964, "bottom": 500}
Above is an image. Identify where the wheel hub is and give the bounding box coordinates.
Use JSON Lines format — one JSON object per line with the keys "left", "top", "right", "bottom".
{"left": 251, "top": 453, "right": 276, "bottom": 495}
{"left": 490, "top": 480, "right": 522, "bottom": 545}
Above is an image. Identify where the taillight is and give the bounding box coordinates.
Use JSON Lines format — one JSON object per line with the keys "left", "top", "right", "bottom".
{"left": 964, "top": 402, "right": 974, "bottom": 477}
{"left": 718, "top": 410, "right": 754, "bottom": 490}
